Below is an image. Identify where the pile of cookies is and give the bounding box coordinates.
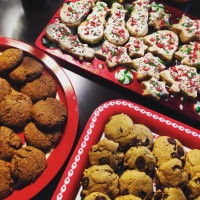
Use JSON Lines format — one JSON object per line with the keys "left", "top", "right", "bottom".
{"left": 80, "top": 113, "right": 200, "bottom": 200}
{"left": 0, "top": 48, "right": 68, "bottom": 199}
{"left": 44, "top": 0, "right": 200, "bottom": 101}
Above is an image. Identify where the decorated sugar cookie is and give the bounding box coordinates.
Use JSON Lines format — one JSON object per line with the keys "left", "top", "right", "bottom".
{"left": 126, "top": 0, "right": 149, "bottom": 37}
{"left": 132, "top": 53, "right": 166, "bottom": 80}
{"left": 172, "top": 15, "right": 200, "bottom": 43}
{"left": 95, "top": 40, "right": 132, "bottom": 68}
{"left": 125, "top": 37, "right": 148, "bottom": 58}
{"left": 104, "top": 3, "right": 129, "bottom": 45}
{"left": 78, "top": 2, "right": 109, "bottom": 44}
{"left": 45, "top": 22, "right": 71, "bottom": 43}
{"left": 149, "top": 2, "right": 171, "bottom": 30}
{"left": 142, "top": 77, "right": 169, "bottom": 100}
{"left": 175, "top": 42, "right": 200, "bottom": 69}
{"left": 143, "top": 30, "right": 179, "bottom": 62}
{"left": 160, "top": 64, "right": 200, "bottom": 100}
{"left": 60, "top": 0, "right": 93, "bottom": 27}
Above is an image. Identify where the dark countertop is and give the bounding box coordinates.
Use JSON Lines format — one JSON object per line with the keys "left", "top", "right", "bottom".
{"left": 0, "top": 0, "right": 199, "bottom": 199}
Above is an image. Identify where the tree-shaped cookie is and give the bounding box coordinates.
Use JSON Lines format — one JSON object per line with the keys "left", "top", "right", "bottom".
{"left": 104, "top": 3, "right": 129, "bottom": 45}
{"left": 132, "top": 53, "right": 166, "bottom": 80}
{"left": 125, "top": 37, "right": 148, "bottom": 58}
{"left": 142, "top": 77, "right": 169, "bottom": 100}
{"left": 149, "top": 2, "right": 171, "bottom": 30}
{"left": 175, "top": 42, "right": 200, "bottom": 69}
{"left": 143, "top": 30, "right": 179, "bottom": 62}
{"left": 60, "top": 0, "right": 93, "bottom": 27}
{"left": 126, "top": 0, "right": 149, "bottom": 37}
{"left": 160, "top": 64, "right": 200, "bottom": 100}
{"left": 172, "top": 15, "right": 200, "bottom": 43}
{"left": 95, "top": 40, "right": 132, "bottom": 68}
{"left": 78, "top": 2, "right": 109, "bottom": 44}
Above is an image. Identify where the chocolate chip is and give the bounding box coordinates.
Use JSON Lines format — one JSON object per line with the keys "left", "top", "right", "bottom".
{"left": 195, "top": 178, "right": 200, "bottom": 185}
{"left": 135, "top": 156, "right": 145, "bottom": 169}
{"left": 122, "top": 189, "right": 129, "bottom": 195}
{"left": 81, "top": 177, "right": 89, "bottom": 189}
{"left": 96, "top": 197, "right": 106, "bottom": 200}
{"left": 172, "top": 165, "right": 182, "bottom": 171}
{"left": 138, "top": 191, "right": 146, "bottom": 199}
{"left": 168, "top": 138, "right": 176, "bottom": 145}
{"left": 99, "top": 157, "right": 110, "bottom": 165}
{"left": 171, "top": 152, "right": 180, "bottom": 159}
{"left": 120, "top": 127, "right": 123, "bottom": 133}
{"left": 154, "top": 192, "right": 163, "bottom": 200}
{"left": 143, "top": 138, "right": 149, "bottom": 146}
{"left": 177, "top": 146, "right": 184, "bottom": 156}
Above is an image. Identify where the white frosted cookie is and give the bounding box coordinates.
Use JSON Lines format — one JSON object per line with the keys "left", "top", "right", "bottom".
{"left": 160, "top": 64, "right": 200, "bottom": 99}
{"left": 143, "top": 30, "right": 179, "bottom": 62}
{"left": 45, "top": 22, "right": 71, "bottom": 43}
{"left": 132, "top": 53, "right": 166, "bottom": 80}
{"left": 60, "top": 0, "right": 93, "bottom": 27}
{"left": 125, "top": 37, "right": 148, "bottom": 58}
{"left": 175, "top": 42, "right": 200, "bottom": 69}
{"left": 141, "top": 77, "right": 169, "bottom": 100}
{"left": 104, "top": 3, "right": 129, "bottom": 45}
{"left": 58, "top": 35, "right": 95, "bottom": 61}
{"left": 172, "top": 15, "right": 200, "bottom": 43}
{"left": 78, "top": 2, "right": 109, "bottom": 44}
{"left": 95, "top": 40, "right": 132, "bottom": 68}
{"left": 149, "top": 2, "right": 171, "bottom": 30}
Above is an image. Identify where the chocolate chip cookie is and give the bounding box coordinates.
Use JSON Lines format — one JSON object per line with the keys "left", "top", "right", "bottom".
{"left": 119, "top": 170, "right": 153, "bottom": 199}
{"left": 89, "top": 138, "right": 124, "bottom": 171}
{"left": 0, "top": 126, "right": 22, "bottom": 161}
{"left": 188, "top": 173, "right": 200, "bottom": 199}
{"left": 81, "top": 165, "right": 119, "bottom": 199}
{"left": 84, "top": 192, "right": 111, "bottom": 200}
{"left": 9, "top": 56, "right": 43, "bottom": 83}
{"left": 104, "top": 113, "right": 135, "bottom": 151}
{"left": 152, "top": 136, "right": 186, "bottom": 167}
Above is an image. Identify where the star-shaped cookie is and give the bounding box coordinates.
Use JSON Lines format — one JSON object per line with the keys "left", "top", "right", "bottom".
{"left": 95, "top": 40, "right": 132, "bottom": 68}
{"left": 132, "top": 53, "right": 166, "bottom": 80}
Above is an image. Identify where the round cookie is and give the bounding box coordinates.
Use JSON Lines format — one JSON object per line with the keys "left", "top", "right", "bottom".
{"left": 20, "top": 73, "right": 57, "bottom": 102}
{"left": 0, "top": 92, "right": 33, "bottom": 128}
{"left": 119, "top": 170, "right": 153, "bottom": 199}
{"left": 104, "top": 113, "right": 135, "bottom": 151}
{"left": 24, "top": 122, "right": 62, "bottom": 152}
{"left": 188, "top": 173, "right": 200, "bottom": 199}
{"left": 31, "top": 97, "right": 67, "bottom": 129}
{"left": 0, "top": 48, "right": 23, "bottom": 74}
{"left": 9, "top": 56, "right": 43, "bottom": 83}
{"left": 10, "top": 146, "right": 47, "bottom": 187}
{"left": 184, "top": 149, "right": 200, "bottom": 179}
{"left": 152, "top": 136, "right": 186, "bottom": 167}
{"left": 89, "top": 138, "right": 124, "bottom": 171}
{"left": 115, "top": 195, "right": 142, "bottom": 200}
{"left": 132, "top": 124, "right": 154, "bottom": 150}
{"left": 0, "top": 78, "right": 12, "bottom": 102}
{"left": 84, "top": 192, "right": 111, "bottom": 200}
{"left": 155, "top": 158, "right": 188, "bottom": 188}
{"left": 124, "top": 146, "right": 156, "bottom": 178}
{"left": 152, "top": 187, "right": 187, "bottom": 200}
{"left": 0, "top": 126, "right": 22, "bottom": 161}
{"left": 0, "top": 159, "right": 14, "bottom": 199}
{"left": 81, "top": 165, "right": 119, "bottom": 199}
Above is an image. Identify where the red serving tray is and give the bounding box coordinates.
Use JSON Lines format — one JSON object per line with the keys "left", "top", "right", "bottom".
{"left": 52, "top": 99, "right": 200, "bottom": 200}
{"left": 35, "top": 0, "right": 200, "bottom": 122}
{"left": 0, "top": 37, "right": 79, "bottom": 200}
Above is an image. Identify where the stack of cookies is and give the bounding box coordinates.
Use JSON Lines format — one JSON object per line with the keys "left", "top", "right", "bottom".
{"left": 80, "top": 113, "right": 200, "bottom": 200}
{"left": 0, "top": 48, "right": 68, "bottom": 199}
